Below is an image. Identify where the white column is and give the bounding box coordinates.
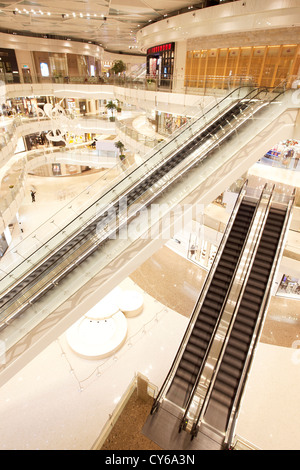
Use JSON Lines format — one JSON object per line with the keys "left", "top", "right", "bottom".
{"left": 173, "top": 40, "right": 187, "bottom": 93}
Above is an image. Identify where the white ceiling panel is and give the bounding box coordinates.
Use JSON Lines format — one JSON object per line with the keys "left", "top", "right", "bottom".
{"left": 0, "top": 0, "right": 197, "bottom": 52}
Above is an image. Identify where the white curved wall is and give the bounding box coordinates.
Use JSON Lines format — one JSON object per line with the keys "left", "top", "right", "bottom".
{"left": 137, "top": 0, "right": 300, "bottom": 51}
{"left": 0, "top": 32, "right": 103, "bottom": 58}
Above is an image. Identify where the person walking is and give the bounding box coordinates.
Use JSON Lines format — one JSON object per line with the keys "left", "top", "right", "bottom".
{"left": 30, "top": 190, "right": 36, "bottom": 202}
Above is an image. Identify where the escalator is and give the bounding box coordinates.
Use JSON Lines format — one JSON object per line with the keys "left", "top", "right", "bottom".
{"left": 144, "top": 187, "right": 294, "bottom": 450}
{"left": 165, "top": 199, "right": 257, "bottom": 408}
{"left": 0, "top": 87, "right": 272, "bottom": 329}
{"left": 200, "top": 204, "right": 288, "bottom": 440}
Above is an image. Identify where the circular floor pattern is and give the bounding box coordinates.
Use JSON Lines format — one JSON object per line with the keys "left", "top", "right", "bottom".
{"left": 66, "top": 311, "right": 127, "bottom": 360}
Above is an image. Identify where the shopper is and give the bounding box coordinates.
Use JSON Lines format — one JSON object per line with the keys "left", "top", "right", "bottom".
{"left": 30, "top": 190, "right": 36, "bottom": 202}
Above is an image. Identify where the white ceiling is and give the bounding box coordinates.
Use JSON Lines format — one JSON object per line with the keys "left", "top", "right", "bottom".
{"left": 0, "top": 0, "right": 201, "bottom": 53}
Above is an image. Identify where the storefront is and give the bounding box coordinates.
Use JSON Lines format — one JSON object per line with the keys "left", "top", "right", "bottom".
{"left": 277, "top": 274, "right": 300, "bottom": 299}
{"left": 0, "top": 48, "right": 20, "bottom": 83}
{"left": 155, "top": 111, "right": 188, "bottom": 136}
{"left": 24, "top": 132, "right": 49, "bottom": 151}
{"left": 261, "top": 139, "right": 300, "bottom": 170}
{"left": 147, "top": 42, "right": 175, "bottom": 87}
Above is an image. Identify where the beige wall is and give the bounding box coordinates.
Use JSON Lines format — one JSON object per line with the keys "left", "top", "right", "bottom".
{"left": 14, "top": 49, "right": 37, "bottom": 82}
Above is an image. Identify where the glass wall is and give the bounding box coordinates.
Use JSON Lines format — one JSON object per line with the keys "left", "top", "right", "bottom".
{"left": 185, "top": 44, "right": 300, "bottom": 89}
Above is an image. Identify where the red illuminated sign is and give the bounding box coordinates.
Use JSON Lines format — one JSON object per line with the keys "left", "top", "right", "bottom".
{"left": 147, "top": 43, "right": 174, "bottom": 55}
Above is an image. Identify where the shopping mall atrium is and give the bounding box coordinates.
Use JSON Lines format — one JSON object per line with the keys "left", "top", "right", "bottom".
{"left": 0, "top": 0, "right": 299, "bottom": 451}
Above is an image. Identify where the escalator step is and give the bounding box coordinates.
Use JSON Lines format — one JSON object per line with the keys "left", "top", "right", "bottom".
{"left": 215, "top": 370, "right": 239, "bottom": 391}
{"left": 243, "top": 284, "right": 264, "bottom": 298}
{"left": 251, "top": 265, "right": 270, "bottom": 278}
{"left": 175, "top": 367, "right": 197, "bottom": 384}
{"left": 180, "top": 351, "right": 200, "bottom": 369}
{"left": 230, "top": 328, "right": 251, "bottom": 345}
{"left": 222, "top": 247, "right": 240, "bottom": 258}
{"left": 209, "top": 388, "right": 233, "bottom": 409}
{"left": 198, "top": 306, "right": 220, "bottom": 322}
{"left": 254, "top": 257, "right": 272, "bottom": 269}
{"left": 262, "top": 229, "right": 280, "bottom": 239}
{"left": 236, "top": 312, "right": 257, "bottom": 329}
{"left": 256, "top": 247, "right": 275, "bottom": 258}
{"left": 211, "top": 381, "right": 235, "bottom": 402}
{"left": 224, "top": 345, "right": 246, "bottom": 364}
{"left": 219, "top": 361, "right": 242, "bottom": 380}
{"left": 215, "top": 265, "right": 232, "bottom": 277}
{"left": 241, "top": 291, "right": 261, "bottom": 305}
{"left": 233, "top": 318, "right": 254, "bottom": 336}
{"left": 179, "top": 357, "right": 200, "bottom": 375}
{"left": 202, "top": 298, "right": 222, "bottom": 310}
{"left": 237, "top": 304, "right": 258, "bottom": 320}
{"left": 246, "top": 278, "right": 267, "bottom": 290}
{"left": 195, "top": 318, "right": 215, "bottom": 334}
{"left": 212, "top": 277, "right": 230, "bottom": 289}
{"left": 221, "top": 253, "right": 239, "bottom": 264}
{"left": 186, "top": 338, "right": 206, "bottom": 357}
{"left": 209, "top": 285, "right": 228, "bottom": 298}
{"left": 205, "top": 292, "right": 225, "bottom": 305}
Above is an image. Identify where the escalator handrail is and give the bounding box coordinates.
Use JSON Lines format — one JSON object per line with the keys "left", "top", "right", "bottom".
{"left": 150, "top": 179, "right": 250, "bottom": 413}
{"left": 181, "top": 183, "right": 270, "bottom": 430}
{"left": 224, "top": 189, "right": 296, "bottom": 448}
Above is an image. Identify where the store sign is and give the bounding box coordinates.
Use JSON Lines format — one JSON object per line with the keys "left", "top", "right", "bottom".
{"left": 147, "top": 43, "right": 174, "bottom": 55}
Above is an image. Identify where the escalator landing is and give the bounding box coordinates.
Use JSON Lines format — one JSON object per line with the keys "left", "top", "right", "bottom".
{"left": 142, "top": 403, "right": 223, "bottom": 450}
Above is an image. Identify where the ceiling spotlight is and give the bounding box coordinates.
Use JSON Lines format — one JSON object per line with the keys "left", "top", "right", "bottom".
{"left": 47, "top": 12, "right": 51, "bottom": 15}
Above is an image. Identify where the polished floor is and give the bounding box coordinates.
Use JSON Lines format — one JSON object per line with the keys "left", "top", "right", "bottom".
{"left": 0, "top": 138, "right": 299, "bottom": 450}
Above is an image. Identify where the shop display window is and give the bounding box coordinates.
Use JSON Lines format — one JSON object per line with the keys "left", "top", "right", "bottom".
{"left": 277, "top": 274, "right": 300, "bottom": 299}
